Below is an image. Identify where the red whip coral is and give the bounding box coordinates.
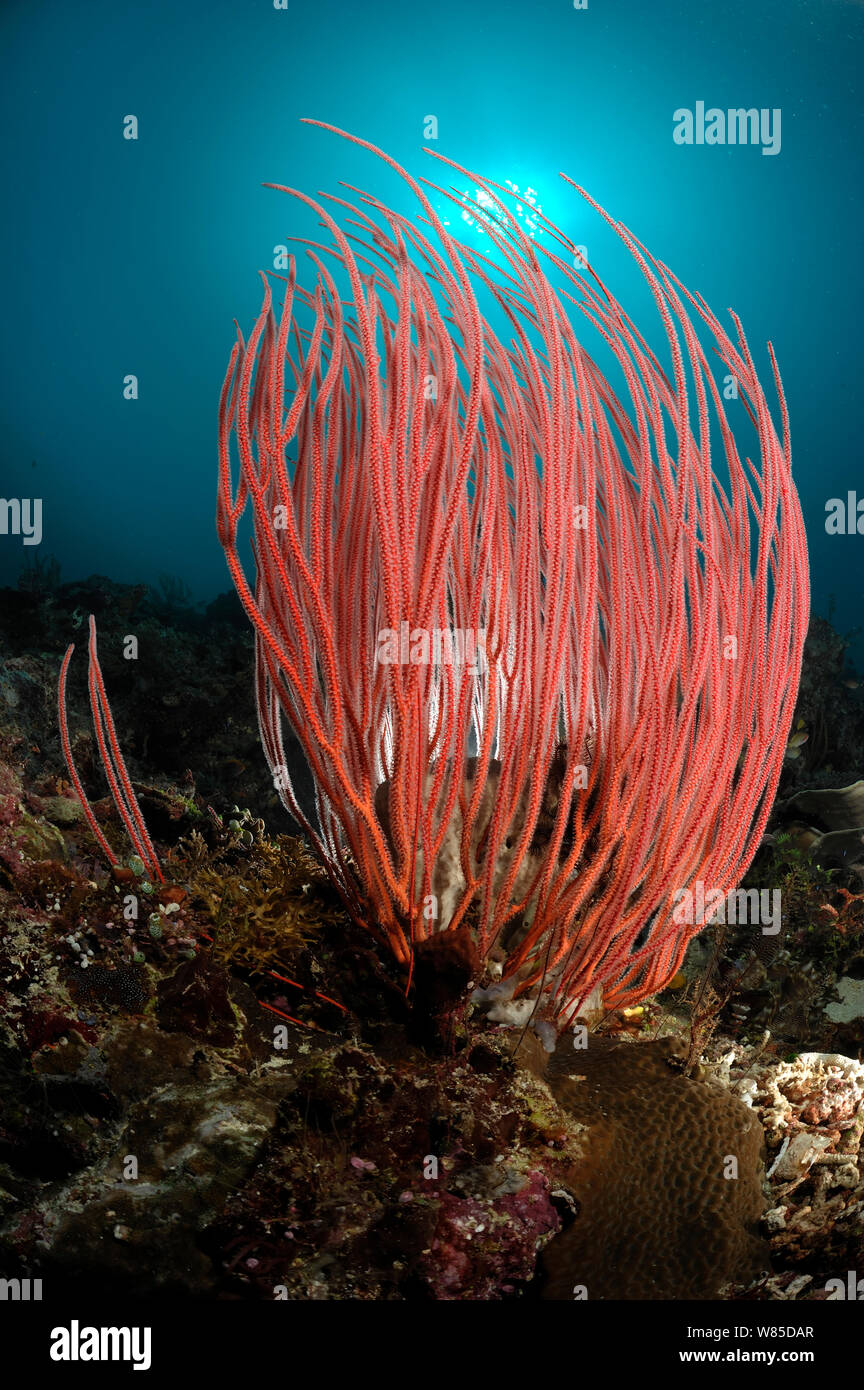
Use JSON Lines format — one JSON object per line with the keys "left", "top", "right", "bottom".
{"left": 217, "top": 121, "right": 808, "bottom": 1025}
{"left": 58, "top": 615, "right": 164, "bottom": 884}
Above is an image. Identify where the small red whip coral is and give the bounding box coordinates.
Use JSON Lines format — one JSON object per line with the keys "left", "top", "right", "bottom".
{"left": 59, "top": 615, "right": 164, "bottom": 884}
{"left": 217, "top": 121, "right": 808, "bottom": 1026}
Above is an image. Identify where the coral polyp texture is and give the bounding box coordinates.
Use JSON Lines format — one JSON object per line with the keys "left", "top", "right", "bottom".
{"left": 217, "top": 121, "right": 809, "bottom": 1026}
{"left": 537, "top": 1035, "right": 767, "bottom": 1300}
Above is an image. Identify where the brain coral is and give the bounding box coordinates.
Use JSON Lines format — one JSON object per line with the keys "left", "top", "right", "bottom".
{"left": 536, "top": 1036, "right": 767, "bottom": 1300}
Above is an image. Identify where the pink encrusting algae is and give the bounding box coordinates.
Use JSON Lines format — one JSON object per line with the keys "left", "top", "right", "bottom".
{"left": 217, "top": 120, "right": 809, "bottom": 1026}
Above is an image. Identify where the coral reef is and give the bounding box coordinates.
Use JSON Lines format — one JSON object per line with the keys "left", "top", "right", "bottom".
{"left": 783, "top": 615, "right": 864, "bottom": 787}
{"left": 0, "top": 572, "right": 300, "bottom": 830}
{"left": 0, "top": 579, "right": 862, "bottom": 1299}
{"left": 724, "top": 1049, "right": 864, "bottom": 1299}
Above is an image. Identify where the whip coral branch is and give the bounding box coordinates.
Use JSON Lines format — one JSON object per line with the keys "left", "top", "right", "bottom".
{"left": 58, "top": 616, "right": 164, "bottom": 883}
{"left": 218, "top": 122, "right": 809, "bottom": 1025}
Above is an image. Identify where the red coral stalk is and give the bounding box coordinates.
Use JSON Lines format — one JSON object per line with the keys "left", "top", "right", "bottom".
{"left": 58, "top": 616, "right": 164, "bottom": 883}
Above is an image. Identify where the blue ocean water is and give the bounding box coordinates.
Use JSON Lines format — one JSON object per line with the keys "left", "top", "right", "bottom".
{"left": 1, "top": 0, "right": 861, "bottom": 653}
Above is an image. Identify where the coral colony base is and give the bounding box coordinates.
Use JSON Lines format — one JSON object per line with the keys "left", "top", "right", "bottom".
{"left": 216, "top": 121, "right": 809, "bottom": 1031}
